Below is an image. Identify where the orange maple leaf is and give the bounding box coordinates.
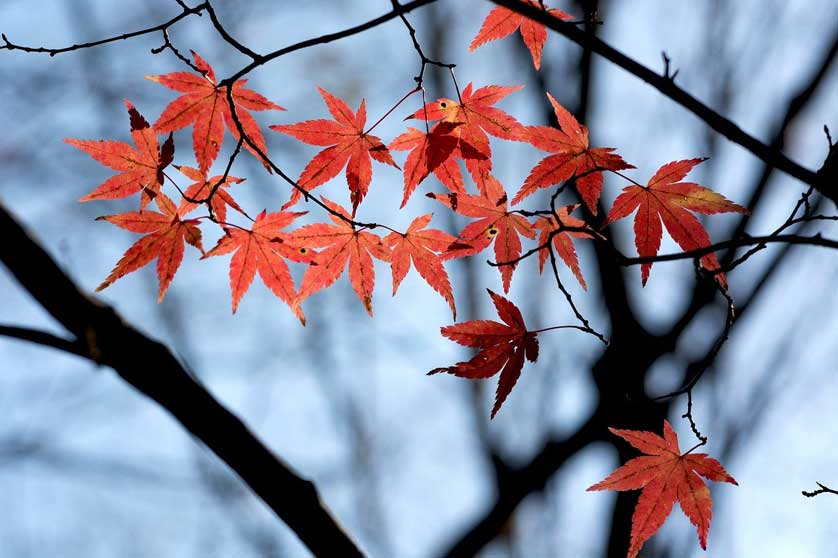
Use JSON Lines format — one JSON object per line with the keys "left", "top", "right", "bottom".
{"left": 95, "top": 192, "right": 203, "bottom": 302}
{"left": 175, "top": 165, "right": 246, "bottom": 223}
{"left": 203, "top": 209, "right": 310, "bottom": 322}
{"left": 388, "top": 122, "right": 466, "bottom": 206}
{"left": 146, "top": 50, "right": 284, "bottom": 173}
{"left": 409, "top": 83, "right": 524, "bottom": 193}
{"left": 290, "top": 198, "right": 390, "bottom": 316}
{"left": 514, "top": 92, "right": 632, "bottom": 213}
{"left": 384, "top": 214, "right": 458, "bottom": 318}
{"left": 602, "top": 159, "right": 749, "bottom": 288}
{"left": 429, "top": 289, "right": 539, "bottom": 418}
{"left": 532, "top": 204, "right": 594, "bottom": 289}
{"left": 587, "top": 420, "right": 737, "bottom": 558}
{"left": 271, "top": 87, "right": 399, "bottom": 215}
{"left": 65, "top": 100, "right": 173, "bottom": 209}
{"left": 427, "top": 173, "right": 534, "bottom": 293}
{"left": 469, "top": 0, "right": 573, "bottom": 70}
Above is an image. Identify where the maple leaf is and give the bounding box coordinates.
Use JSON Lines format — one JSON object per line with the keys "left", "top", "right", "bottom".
{"left": 146, "top": 50, "right": 284, "bottom": 173}
{"left": 203, "top": 209, "right": 310, "bottom": 323}
{"left": 427, "top": 173, "right": 534, "bottom": 293}
{"left": 290, "top": 198, "right": 390, "bottom": 316}
{"left": 175, "top": 165, "right": 246, "bottom": 223}
{"left": 384, "top": 214, "right": 458, "bottom": 318}
{"left": 95, "top": 192, "right": 203, "bottom": 302}
{"left": 532, "top": 204, "right": 593, "bottom": 289}
{"left": 602, "top": 159, "right": 749, "bottom": 288}
{"left": 429, "top": 289, "right": 539, "bottom": 418}
{"left": 469, "top": 0, "right": 573, "bottom": 70}
{"left": 65, "top": 100, "right": 174, "bottom": 209}
{"left": 388, "top": 122, "right": 466, "bottom": 206}
{"left": 514, "top": 92, "right": 632, "bottom": 213}
{"left": 270, "top": 87, "right": 399, "bottom": 215}
{"left": 408, "top": 83, "right": 524, "bottom": 189}
{"left": 587, "top": 420, "right": 737, "bottom": 557}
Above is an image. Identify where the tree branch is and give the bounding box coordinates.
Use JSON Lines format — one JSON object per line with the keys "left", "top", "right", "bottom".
{"left": 436, "top": 415, "right": 601, "bottom": 557}
{"left": 487, "top": 0, "right": 837, "bottom": 205}
{"left": 1, "top": 2, "right": 207, "bottom": 55}
{"left": 803, "top": 482, "right": 838, "bottom": 498}
{"left": 0, "top": 324, "right": 89, "bottom": 359}
{"left": 219, "top": 0, "right": 438, "bottom": 86}
{"left": 0, "top": 202, "right": 363, "bottom": 558}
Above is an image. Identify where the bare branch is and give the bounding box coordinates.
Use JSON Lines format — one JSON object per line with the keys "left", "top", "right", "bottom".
{"left": 1, "top": 2, "right": 207, "bottom": 55}
{"left": 0, "top": 324, "right": 89, "bottom": 359}
{"left": 803, "top": 482, "right": 838, "bottom": 498}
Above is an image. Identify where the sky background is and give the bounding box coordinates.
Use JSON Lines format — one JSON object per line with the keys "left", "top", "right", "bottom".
{"left": 1, "top": 1, "right": 837, "bottom": 557}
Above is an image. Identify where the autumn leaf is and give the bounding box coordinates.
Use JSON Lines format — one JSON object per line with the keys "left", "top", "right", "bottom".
{"left": 602, "top": 159, "right": 749, "bottom": 288}
{"left": 175, "top": 165, "right": 246, "bottom": 223}
{"left": 271, "top": 87, "right": 399, "bottom": 215}
{"left": 514, "top": 92, "right": 632, "bottom": 213}
{"left": 388, "top": 122, "right": 466, "bottom": 206}
{"left": 408, "top": 82, "right": 524, "bottom": 189}
{"left": 470, "top": 0, "right": 573, "bottom": 70}
{"left": 95, "top": 192, "right": 203, "bottom": 302}
{"left": 384, "top": 214, "right": 458, "bottom": 318}
{"left": 203, "top": 209, "right": 310, "bottom": 323}
{"left": 65, "top": 100, "right": 173, "bottom": 209}
{"left": 532, "top": 204, "right": 593, "bottom": 289}
{"left": 290, "top": 198, "right": 390, "bottom": 316}
{"left": 429, "top": 289, "right": 539, "bottom": 418}
{"left": 146, "top": 50, "right": 284, "bottom": 173}
{"left": 427, "top": 173, "right": 534, "bottom": 293}
{"left": 587, "top": 420, "right": 737, "bottom": 558}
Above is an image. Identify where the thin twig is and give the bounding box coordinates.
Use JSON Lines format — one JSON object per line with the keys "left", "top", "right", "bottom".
{"left": 802, "top": 482, "right": 838, "bottom": 498}
{"left": 1, "top": 2, "right": 206, "bottom": 55}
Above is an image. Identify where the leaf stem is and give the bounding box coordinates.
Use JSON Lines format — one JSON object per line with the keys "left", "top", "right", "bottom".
{"left": 364, "top": 87, "right": 420, "bottom": 135}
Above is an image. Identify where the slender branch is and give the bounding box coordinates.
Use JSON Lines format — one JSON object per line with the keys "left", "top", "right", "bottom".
{"left": 803, "top": 482, "right": 838, "bottom": 498}
{"left": 487, "top": 0, "right": 836, "bottom": 205}
{"left": 203, "top": 1, "right": 262, "bottom": 60}
{"left": 150, "top": 28, "right": 205, "bottom": 74}
{"left": 1, "top": 2, "right": 207, "bottom": 55}
{"left": 219, "top": 0, "right": 439, "bottom": 87}
{"left": 0, "top": 202, "right": 364, "bottom": 557}
{"left": 654, "top": 286, "right": 736, "bottom": 401}
{"left": 619, "top": 233, "right": 838, "bottom": 266}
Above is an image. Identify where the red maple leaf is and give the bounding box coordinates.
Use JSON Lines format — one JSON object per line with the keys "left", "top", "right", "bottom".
{"left": 146, "top": 50, "right": 284, "bottom": 173}
{"left": 587, "top": 420, "right": 737, "bottom": 557}
{"left": 469, "top": 0, "right": 573, "bottom": 70}
{"left": 290, "top": 198, "right": 391, "bottom": 316}
{"left": 388, "top": 122, "right": 466, "bottom": 206}
{"left": 427, "top": 173, "right": 534, "bottom": 293}
{"left": 175, "top": 165, "right": 246, "bottom": 223}
{"left": 384, "top": 214, "right": 458, "bottom": 318}
{"left": 95, "top": 192, "right": 203, "bottom": 302}
{"left": 270, "top": 87, "right": 399, "bottom": 215}
{"left": 532, "top": 204, "right": 593, "bottom": 289}
{"left": 203, "top": 209, "right": 310, "bottom": 323}
{"left": 409, "top": 83, "right": 524, "bottom": 192}
{"left": 65, "top": 100, "right": 173, "bottom": 209}
{"left": 602, "top": 159, "right": 749, "bottom": 288}
{"left": 429, "top": 289, "right": 539, "bottom": 418}
{"left": 514, "top": 92, "right": 632, "bottom": 213}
